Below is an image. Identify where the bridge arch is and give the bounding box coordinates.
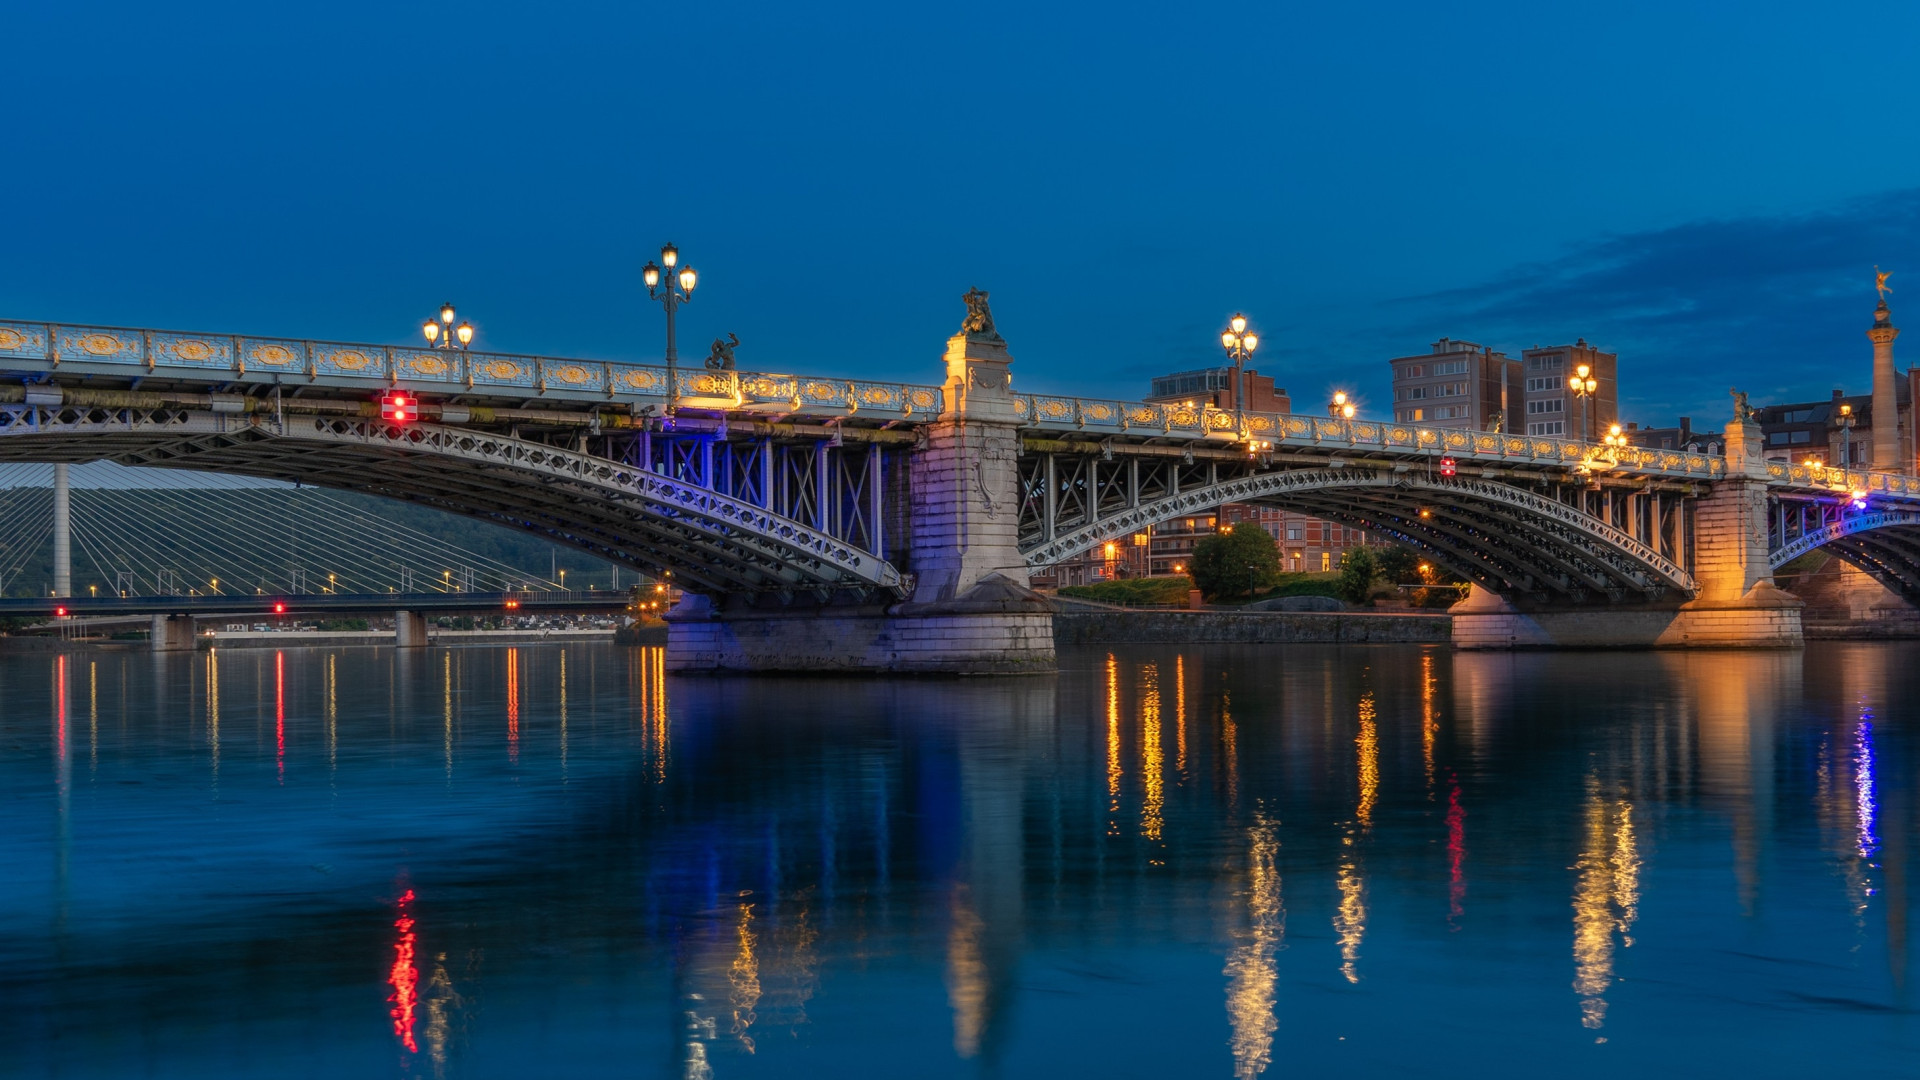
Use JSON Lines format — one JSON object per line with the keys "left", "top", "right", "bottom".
{"left": 0, "top": 404, "right": 905, "bottom": 597}
{"left": 1023, "top": 467, "right": 1696, "bottom": 604}
{"left": 1770, "top": 509, "right": 1920, "bottom": 598}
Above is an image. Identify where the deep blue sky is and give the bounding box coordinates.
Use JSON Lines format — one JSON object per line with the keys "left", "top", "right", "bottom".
{"left": 7, "top": 1, "right": 1920, "bottom": 426}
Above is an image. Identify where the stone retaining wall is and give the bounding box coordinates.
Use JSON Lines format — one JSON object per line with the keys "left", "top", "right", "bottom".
{"left": 1053, "top": 610, "right": 1450, "bottom": 645}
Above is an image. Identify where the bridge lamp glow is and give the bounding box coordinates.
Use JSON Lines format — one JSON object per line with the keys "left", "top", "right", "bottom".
{"left": 424, "top": 303, "right": 473, "bottom": 350}
{"left": 1220, "top": 313, "right": 1257, "bottom": 412}
{"left": 642, "top": 261, "right": 660, "bottom": 289}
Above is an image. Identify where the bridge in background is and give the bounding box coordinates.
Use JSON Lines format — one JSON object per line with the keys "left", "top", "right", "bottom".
{"left": 1, "top": 307, "right": 1912, "bottom": 667}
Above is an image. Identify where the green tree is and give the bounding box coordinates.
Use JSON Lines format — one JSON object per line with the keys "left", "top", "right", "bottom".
{"left": 1335, "top": 546, "right": 1379, "bottom": 605}
{"left": 1373, "top": 544, "right": 1420, "bottom": 585}
{"left": 1189, "top": 524, "right": 1281, "bottom": 601}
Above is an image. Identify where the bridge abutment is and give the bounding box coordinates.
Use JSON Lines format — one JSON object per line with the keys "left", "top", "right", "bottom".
{"left": 665, "top": 321, "right": 1057, "bottom": 675}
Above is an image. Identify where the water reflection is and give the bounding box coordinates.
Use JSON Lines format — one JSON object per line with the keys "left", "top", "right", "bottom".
{"left": 1223, "top": 812, "right": 1282, "bottom": 1078}
{"left": 6, "top": 643, "right": 1920, "bottom": 1077}
{"left": 1571, "top": 777, "right": 1640, "bottom": 1031}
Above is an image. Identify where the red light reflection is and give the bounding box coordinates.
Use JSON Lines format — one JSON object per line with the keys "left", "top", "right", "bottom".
{"left": 506, "top": 648, "right": 519, "bottom": 764}
{"left": 274, "top": 651, "right": 286, "bottom": 784}
{"left": 1446, "top": 775, "right": 1466, "bottom": 928}
{"left": 389, "top": 889, "right": 419, "bottom": 1054}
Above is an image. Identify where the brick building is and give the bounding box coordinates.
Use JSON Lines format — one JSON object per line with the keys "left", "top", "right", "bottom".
{"left": 1389, "top": 338, "right": 1523, "bottom": 430}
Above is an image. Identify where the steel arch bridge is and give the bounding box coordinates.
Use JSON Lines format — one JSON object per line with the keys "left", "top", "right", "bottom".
{"left": 14, "top": 314, "right": 1920, "bottom": 610}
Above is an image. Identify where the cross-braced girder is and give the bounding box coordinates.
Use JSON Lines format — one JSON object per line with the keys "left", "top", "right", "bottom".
{"left": 1022, "top": 461, "right": 1696, "bottom": 603}
{"left": 1768, "top": 499, "right": 1920, "bottom": 600}
{"left": 0, "top": 405, "right": 905, "bottom": 597}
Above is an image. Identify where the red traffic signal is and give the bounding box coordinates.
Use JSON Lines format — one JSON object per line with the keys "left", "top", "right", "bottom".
{"left": 272, "top": 602, "right": 287, "bottom": 614}
{"left": 1439, "top": 456, "right": 1457, "bottom": 478}
{"left": 380, "top": 391, "right": 419, "bottom": 424}
{"left": 53, "top": 606, "right": 67, "bottom": 617}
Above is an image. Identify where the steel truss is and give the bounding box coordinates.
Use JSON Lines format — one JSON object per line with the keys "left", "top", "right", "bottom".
{"left": 1019, "top": 451, "right": 1697, "bottom": 603}
{"left": 0, "top": 405, "right": 905, "bottom": 598}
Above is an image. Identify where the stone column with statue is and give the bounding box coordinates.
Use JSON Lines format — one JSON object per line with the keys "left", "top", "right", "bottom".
{"left": 1870, "top": 268, "right": 1902, "bottom": 472}
{"left": 663, "top": 289, "right": 1056, "bottom": 674}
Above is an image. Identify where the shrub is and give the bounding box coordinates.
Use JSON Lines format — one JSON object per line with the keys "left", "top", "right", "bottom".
{"left": 1058, "top": 576, "right": 1193, "bottom": 605}
{"left": 1336, "top": 547, "right": 1379, "bottom": 605}
{"left": 1190, "top": 525, "right": 1281, "bottom": 600}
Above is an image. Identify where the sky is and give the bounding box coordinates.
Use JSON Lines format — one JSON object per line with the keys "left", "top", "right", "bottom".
{"left": 6, "top": 0, "right": 1920, "bottom": 427}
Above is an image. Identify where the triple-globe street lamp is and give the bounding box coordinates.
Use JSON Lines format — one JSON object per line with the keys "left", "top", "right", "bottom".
{"left": 1219, "top": 313, "right": 1258, "bottom": 413}
{"left": 1568, "top": 362, "right": 1599, "bottom": 441}
{"left": 641, "top": 243, "right": 699, "bottom": 412}
{"left": 1328, "top": 390, "right": 1356, "bottom": 420}
{"left": 422, "top": 302, "right": 474, "bottom": 350}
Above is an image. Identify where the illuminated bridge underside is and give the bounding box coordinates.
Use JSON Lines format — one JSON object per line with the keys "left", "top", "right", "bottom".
{"left": 1027, "top": 468, "right": 1696, "bottom": 604}
{"left": 0, "top": 405, "right": 902, "bottom": 597}
{"left": 1770, "top": 509, "right": 1920, "bottom": 599}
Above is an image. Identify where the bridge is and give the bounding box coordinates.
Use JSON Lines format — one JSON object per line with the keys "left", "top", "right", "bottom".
{"left": 2, "top": 301, "right": 1914, "bottom": 669}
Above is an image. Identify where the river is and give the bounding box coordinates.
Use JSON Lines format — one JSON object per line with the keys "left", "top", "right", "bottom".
{"left": 1, "top": 642, "right": 1914, "bottom": 1077}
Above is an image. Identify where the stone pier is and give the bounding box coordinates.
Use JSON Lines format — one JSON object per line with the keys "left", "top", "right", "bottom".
{"left": 151, "top": 614, "right": 197, "bottom": 652}
{"left": 1452, "top": 406, "right": 1803, "bottom": 649}
{"left": 394, "top": 610, "right": 431, "bottom": 648}
{"left": 666, "top": 300, "right": 1057, "bottom": 674}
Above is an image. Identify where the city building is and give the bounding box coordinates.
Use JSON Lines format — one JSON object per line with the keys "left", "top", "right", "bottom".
{"left": 1520, "top": 339, "right": 1616, "bottom": 440}
{"left": 1220, "top": 504, "right": 1379, "bottom": 573}
{"left": 1146, "top": 366, "right": 1290, "bottom": 413}
{"left": 1387, "top": 338, "right": 1523, "bottom": 430}
{"left": 1624, "top": 417, "right": 1721, "bottom": 454}
{"left": 1754, "top": 389, "right": 1900, "bottom": 468}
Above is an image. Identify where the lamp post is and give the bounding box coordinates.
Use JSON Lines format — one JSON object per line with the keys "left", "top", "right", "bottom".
{"left": 1568, "top": 363, "right": 1598, "bottom": 441}
{"left": 1328, "top": 391, "right": 1356, "bottom": 420}
{"left": 1219, "top": 314, "right": 1259, "bottom": 414}
{"left": 421, "top": 302, "right": 475, "bottom": 350}
{"left": 1835, "top": 402, "right": 1857, "bottom": 470}
{"left": 641, "top": 242, "right": 699, "bottom": 413}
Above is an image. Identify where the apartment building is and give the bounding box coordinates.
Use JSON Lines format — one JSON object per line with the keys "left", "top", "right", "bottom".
{"left": 1387, "top": 338, "right": 1523, "bottom": 430}
{"left": 1519, "top": 339, "right": 1616, "bottom": 439}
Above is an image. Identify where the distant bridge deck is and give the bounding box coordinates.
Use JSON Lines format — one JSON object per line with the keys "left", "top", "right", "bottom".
{"left": 1, "top": 591, "right": 634, "bottom": 620}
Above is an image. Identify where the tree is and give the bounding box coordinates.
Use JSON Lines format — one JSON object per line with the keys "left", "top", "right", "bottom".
{"left": 1373, "top": 544, "right": 1420, "bottom": 585}
{"left": 1189, "top": 524, "right": 1281, "bottom": 601}
{"left": 1335, "top": 546, "right": 1379, "bottom": 605}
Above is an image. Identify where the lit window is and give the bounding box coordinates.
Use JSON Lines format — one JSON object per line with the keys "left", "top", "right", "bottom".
{"left": 1321, "top": 551, "right": 1332, "bottom": 572}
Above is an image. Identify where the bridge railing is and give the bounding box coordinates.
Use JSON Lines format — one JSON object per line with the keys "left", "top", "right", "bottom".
{"left": 1013, "top": 394, "right": 1728, "bottom": 481}
{"left": 0, "top": 319, "right": 945, "bottom": 421}
{"left": 1767, "top": 460, "right": 1920, "bottom": 500}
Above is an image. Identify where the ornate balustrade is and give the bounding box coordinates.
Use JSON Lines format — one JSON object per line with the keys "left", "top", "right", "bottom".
{"left": 0, "top": 319, "right": 944, "bottom": 420}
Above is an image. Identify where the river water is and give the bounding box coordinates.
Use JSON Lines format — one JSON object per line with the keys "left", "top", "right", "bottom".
{"left": 1, "top": 642, "right": 1915, "bottom": 1077}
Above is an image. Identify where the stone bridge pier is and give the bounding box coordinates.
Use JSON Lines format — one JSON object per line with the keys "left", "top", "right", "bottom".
{"left": 1452, "top": 412, "right": 1804, "bottom": 649}
{"left": 664, "top": 323, "right": 1057, "bottom": 674}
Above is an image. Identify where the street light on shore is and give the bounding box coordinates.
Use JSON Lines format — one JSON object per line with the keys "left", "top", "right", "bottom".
{"left": 1329, "top": 390, "right": 1356, "bottom": 420}
{"left": 422, "top": 302, "right": 475, "bottom": 350}
{"left": 642, "top": 242, "right": 699, "bottom": 413}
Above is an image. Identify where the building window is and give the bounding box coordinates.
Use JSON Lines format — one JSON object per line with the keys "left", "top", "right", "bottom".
{"left": 1526, "top": 398, "right": 1564, "bottom": 415}
{"left": 1528, "top": 354, "right": 1565, "bottom": 371}
{"left": 1289, "top": 551, "right": 1303, "bottom": 570}
{"left": 1321, "top": 551, "right": 1332, "bottom": 572}
{"left": 1286, "top": 526, "right": 1302, "bottom": 540}
{"left": 1400, "top": 408, "right": 1424, "bottom": 421}
{"left": 1524, "top": 376, "right": 1560, "bottom": 392}
{"left": 1398, "top": 364, "right": 1425, "bottom": 379}
{"left": 1527, "top": 421, "right": 1566, "bottom": 436}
